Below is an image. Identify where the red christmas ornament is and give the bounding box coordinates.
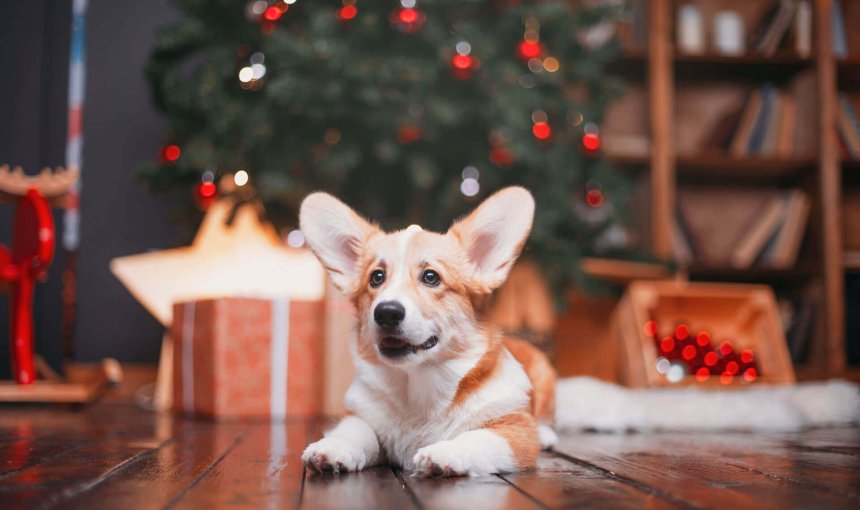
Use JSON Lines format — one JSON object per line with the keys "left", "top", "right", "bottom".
{"left": 532, "top": 121, "right": 551, "bottom": 140}
{"left": 695, "top": 367, "right": 710, "bottom": 382}
{"left": 674, "top": 324, "right": 689, "bottom": 341}
{"left": 518, "top": 40, "right": 543, "bottom": 60}
{"left": 725, "top": 361, "right": 740, "bottom": 375}
{"left": 451, "top": 55, "right": 472, "bottom": 69}
{"left": 390, "top": 7, "right": 425, "bottom": 33}
{"left": 195, "top": 181, "right": 218, "bottom": 209}
{"left": 696, "top": 331, "right": 710, "bottom": 347}
{"left": 263, "top": 6, "right": 284, "bottom": 21}
{"left": 704, "top": 351, "right": 718, "bottom": 367}
{"left": 660, "top": 337, "right": 675, "bottom": 354}
{"left": 489, "top": 146, "right": 516, "bottom": 166}
{"left": 643, "top": 320, "right": 658, "bottom": 337}
{"left": 719, "top": 341, "right": 733, "bottom": 356}
{"left": 720, "top": 372, "right": 734, "bottom": 385}
{"left": 162, "top": 144, "right": 181, "bottom": 162}
{"left": 586, "top": 189, "right": 604, "bottom": 208}
{"left": 396, "top": 125, "right": 423, "bottom": 144}
{"left": 740, "top": 349, "right": 754, "bottom": 364}
{"left": 743, "top": 367, "right": 758, "bottom": 382}
{"left": 582, "top": 132, "right": 601, "bottom": 152}
{"left": 450, "top": 54, "right": 480, "bottom": 80}
{"left": 399, "top": 8, "right": 418, "bottom": 23}
{"left": 682, "top": 344, "right": 697, "bottom": 361}
{"left": 337, "top": 4, "right": 358, "bottom": 21}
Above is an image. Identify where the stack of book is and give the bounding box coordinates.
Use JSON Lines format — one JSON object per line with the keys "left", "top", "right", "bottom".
{"left": 836, "top": 94, "right": 860, "bottom": 160}
{"left": 705, "top": 83, "right": 797, "bottom": 158}
{"left": 674, "top": 188, "right": 810, "bottom": 269}
{"left": 749, "top": 0, "right": 812, "bottom": 57}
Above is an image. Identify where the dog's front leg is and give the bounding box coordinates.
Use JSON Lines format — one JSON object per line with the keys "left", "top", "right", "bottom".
{"left": 412, "top": 412, "right": 540, "bottom": 477}
{"left": 302, "top": 415, "right": 381, "bottom": 473}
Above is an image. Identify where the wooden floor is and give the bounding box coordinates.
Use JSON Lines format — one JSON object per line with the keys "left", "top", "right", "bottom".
{"left": 1, "top": 391, "right": 859, "bottom": 509}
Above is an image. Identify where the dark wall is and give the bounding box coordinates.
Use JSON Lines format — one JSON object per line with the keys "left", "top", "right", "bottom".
{"left": 0, "top": 1, "right": 71, "bottom": 377}
{"left": 75, "top": 0, "right": 183, "bottom": 362}
{"left": 0, "top": 0, "right": 184, "bottom": 372}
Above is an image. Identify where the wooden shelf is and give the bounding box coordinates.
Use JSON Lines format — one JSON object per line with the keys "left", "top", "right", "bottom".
{"left": 676, "top": 155, "right": 815, "bottom": 183}
{"left": 608, "top": 51, "right": 813, "bottom": 83}
{"left": 844, "top": 252, "right": 860, "bottom": 272}
{"left": 687, "top": 265, "right": 817, "bottom": 284}
{"left": 606, "top": 153, "right": 650, "bottom": 168}
{"left": 673, "top": 53, "right": 812, "bottom": 82}
{"left": 837, "top": 57, "right": 860, "bottom": 89}
{"left": 842, "top": 159, "right": 860, "bottom": 171}
{"left": 607, "top": 51, "right": 647, "bottom": 81}
{"left": 605, "top": 1, "right": 847, "bottom": 379}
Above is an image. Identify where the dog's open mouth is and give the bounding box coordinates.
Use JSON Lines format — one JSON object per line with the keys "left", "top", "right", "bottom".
{"left": 378, "top": 336, "right": 438, "bottom": 359}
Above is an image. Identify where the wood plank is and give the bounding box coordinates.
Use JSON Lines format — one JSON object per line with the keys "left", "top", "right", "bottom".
{"left": 404, "top": 471, "right": 541, "bottom": 510}
{"left": 554, "top": 433, "right": 858, "bottom": 509}
{"left": 815, "top": 0, "right": 847, "bottom": 373}
{"left": 0, "top": 405, "right": 163, "bottom": 484}
{"left": 760, "top": 427, "right": 860, "bottom": 457}
{"left": 166, "top": 420, "right": 314, "bottom": 509}
{"left": 59, "top": 421, "right": 243, "bottom": 509}
{"left": 661, "top": 432, "right": 860, "bottom": 500}
{"left": 302, "top": 467, "right": 418, "bottom": 510}
{"left": 501, "top": 454, "right": 686, "bottom": 509}
{"left": 0, "top": 432, "right": 174, "bottom": 510}
{"left": 648, "top": 0, "right": 675, "bottom": 258}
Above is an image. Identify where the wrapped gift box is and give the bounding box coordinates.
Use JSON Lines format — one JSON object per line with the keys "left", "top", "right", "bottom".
{"left": 613, "top": 280, "right": 795, "bottom": 388}
{"left": 172, "top": 297, "right": 324, "bottom": 419}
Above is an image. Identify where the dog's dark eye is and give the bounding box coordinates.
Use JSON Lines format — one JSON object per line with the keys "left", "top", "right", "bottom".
{"left": 370, "top": 269, "right": 385, "bottom": 288}
{"left": 421, "top": 269, "right": 441, "bottom": 287}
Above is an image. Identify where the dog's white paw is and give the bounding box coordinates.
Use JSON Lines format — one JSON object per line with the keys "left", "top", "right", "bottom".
{"left": 302, "top": 436, "right": 367, "bottom": 473}
{"left": 538, "top": 424, "right": 558, "bottom": 450}
{"left": 412, "top": 440, "right": 470, "bottom": 477}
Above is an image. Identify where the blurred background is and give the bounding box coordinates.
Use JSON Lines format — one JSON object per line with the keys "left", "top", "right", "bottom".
{"left": 1, "top": 0, "right": 858, "bottom": 390}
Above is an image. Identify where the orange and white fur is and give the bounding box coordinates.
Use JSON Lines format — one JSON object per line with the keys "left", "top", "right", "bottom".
{"left": 299, "top": 187, "right": 557, "bottom": 477}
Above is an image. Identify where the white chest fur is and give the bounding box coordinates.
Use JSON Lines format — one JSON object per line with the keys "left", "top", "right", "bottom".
{"left": 344, "top": 346, "right": 532, "bottom": 469}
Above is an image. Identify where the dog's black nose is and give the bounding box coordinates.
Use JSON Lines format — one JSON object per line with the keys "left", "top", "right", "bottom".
{"left": 374, "top": 301, "right": 405, "bottom": 328}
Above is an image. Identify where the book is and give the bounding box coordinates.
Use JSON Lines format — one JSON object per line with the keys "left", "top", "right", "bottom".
{"left": 767, "top": 190, "right": 809, "bottom": 268}
{"left": 759, "top": 1, "right": 798, "bottom": 56}
{"left": 777, "top": 94, "right": 797, "bottom": 158}
{"left": 747, "top": 83, "right": 777, "bottom": 154}
{"left": 704, "top": 107, "right": 745, "bottom": 152}
{"left": 749, "top": 2, "right": 783, "bottom": 52}
{"left": 845, "top": 251, "right": 860, "bottom": 268}
{"left": 760, "top": 92, "right": 784, "bottom": 155}
{"left": 730, "top": 90, "right": 764, "bottom": 157}
{"left": 833, "top": 0, "right": 848, "bottom": 58}
{"left": 794, "top": 1, "right": 812, "bottom": 58}
{"left": 840, "top": 95, "right": 860, "bottom": 158}
{"left": 837, "top": 100, "right": 860, "bottom": 159}
{"left": 678, "top": 188, "right": 776, "bottom": 265}
{"left": 787, "top": 287, "right": 819, "bottom": 363}
{"left": 730, "top": 194, "right": 788, "bottom": 268}
{"left": 671, "top": 216, "right": 696, "bottom": 266}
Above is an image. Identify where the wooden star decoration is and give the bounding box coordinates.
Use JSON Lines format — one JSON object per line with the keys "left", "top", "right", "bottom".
{"left": 110, "top": 197, "right": 325, "bottom": 326}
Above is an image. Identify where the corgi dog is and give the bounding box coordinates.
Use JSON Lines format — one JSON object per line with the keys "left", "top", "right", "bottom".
{"left": 299, "top": 186, "right": 557, "bottom": 477}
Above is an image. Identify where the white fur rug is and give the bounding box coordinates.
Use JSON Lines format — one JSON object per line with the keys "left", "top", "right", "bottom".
{"left": 555, "top": 377, "right": 860, "bottom": 432}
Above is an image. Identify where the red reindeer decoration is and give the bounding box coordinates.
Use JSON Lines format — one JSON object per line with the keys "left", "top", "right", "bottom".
{"left": 0, "top": 165, "right": 77, "bottom": 384}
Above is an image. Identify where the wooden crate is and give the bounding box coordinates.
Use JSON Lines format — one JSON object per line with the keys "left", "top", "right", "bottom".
{"left": 613, "top": 280, "right": 795, "bottom": 388}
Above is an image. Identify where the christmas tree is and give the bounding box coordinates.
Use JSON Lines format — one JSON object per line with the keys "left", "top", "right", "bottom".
{"left": 142, "top": 0, "right": 635, "bottom": 296}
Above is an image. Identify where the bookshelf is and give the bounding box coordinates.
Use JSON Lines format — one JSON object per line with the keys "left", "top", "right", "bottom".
{"left": 600, "top": 0, "right": 858, "bottom": 379}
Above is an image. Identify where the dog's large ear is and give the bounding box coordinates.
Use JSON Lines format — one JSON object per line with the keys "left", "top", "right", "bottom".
{"left": 299, "top": 193, "right": 379, "bottom": 292}
{"left": 447, "top": 186, "right": 535, "bottom": 290}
